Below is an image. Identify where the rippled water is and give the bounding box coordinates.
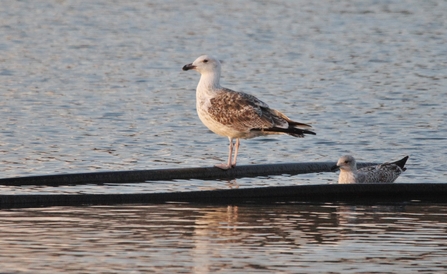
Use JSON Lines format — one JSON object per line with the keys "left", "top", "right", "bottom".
{"left": 1, "top": 0, "right": 446, "bottom": 184}
{"left": 1, "top": 0, "right": 447, "bottom": 272}
{"left": 1, "top": 203, "right": 447, "bottom": 273}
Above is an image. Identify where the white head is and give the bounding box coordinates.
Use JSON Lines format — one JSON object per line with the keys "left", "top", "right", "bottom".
{"left": 182, "top": 55, "right": 221, "bottom": 76}
{"left": 336, "top": 155, "right": 357, "bottom": 172}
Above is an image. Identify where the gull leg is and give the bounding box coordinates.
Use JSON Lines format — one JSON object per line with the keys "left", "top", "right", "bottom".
{"left": 215, "top": 137, "right": 234, "bottom": 170}
{"left": 231, "top": 138, "right": 240, "bottom": 167}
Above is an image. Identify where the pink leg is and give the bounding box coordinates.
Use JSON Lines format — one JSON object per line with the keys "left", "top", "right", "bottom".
{"left": 231, "top": 138, "right": 240, "bottom": 167}
{"left": 215, "top": 137, "right": 234, "bottom": 170}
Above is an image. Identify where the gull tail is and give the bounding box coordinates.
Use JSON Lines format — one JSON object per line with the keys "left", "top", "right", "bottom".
{"left": 389, "top": 156, "right": 409, "bottom": 171}
{"left": 269, "top": 109, "right": 313, "bottom": 129}
{"left": 260, "top": 108, "right": 316, "bottom": 137}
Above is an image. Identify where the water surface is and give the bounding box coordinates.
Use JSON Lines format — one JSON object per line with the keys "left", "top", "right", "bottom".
{"left": 1, "top": 203, "right": 446, "bottom": 273}
{"left": 0, "top": 0, "right": 446, "bottom": 186}
{"left": 0, "top": 0, "right": 447, "bottom": 272}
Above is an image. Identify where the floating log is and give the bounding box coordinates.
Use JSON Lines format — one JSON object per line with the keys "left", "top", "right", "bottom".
{"left": 0, "top": 183, "right": 446, "bottom": 209}
{"left": 0, "top": 162, "right": 376, "bottom": 186}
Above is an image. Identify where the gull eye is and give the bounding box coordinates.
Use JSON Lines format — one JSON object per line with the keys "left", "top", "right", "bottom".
{"left": 344, "top": 160, "right": 349, "bottom": 164}
{"left": 203, "top": 59, "right": 208, "bottom": 63}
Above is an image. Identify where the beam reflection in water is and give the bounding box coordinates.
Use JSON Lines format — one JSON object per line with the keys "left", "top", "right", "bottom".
{"left": 0, "top": 203, "right": 446, "bottom": 272}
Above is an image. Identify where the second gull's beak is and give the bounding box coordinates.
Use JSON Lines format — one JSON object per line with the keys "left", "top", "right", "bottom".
{"left": 330, "top": 164, "right": 339, "bottom": 172}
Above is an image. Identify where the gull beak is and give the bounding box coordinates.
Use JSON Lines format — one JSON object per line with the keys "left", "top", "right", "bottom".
{"left": 330, "top": 164, "right": 339, "bottom": 172}
{"left": 182, "top": 63, "right": 196, "bottom": 71}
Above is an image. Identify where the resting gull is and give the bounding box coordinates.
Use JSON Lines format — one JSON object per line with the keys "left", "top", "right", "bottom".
{"left": 182, "top": 55, "right": 316, "bottom": 170}
{"left": 332, "top": 155, "right": 409, "bottom": 184}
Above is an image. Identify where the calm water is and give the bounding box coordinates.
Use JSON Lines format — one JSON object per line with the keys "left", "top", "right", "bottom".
{"left": 1, "top": 0, "right": 447, "bottom": 272}
{"left": 1, "top": 203, "right": 447, "bottom": 273}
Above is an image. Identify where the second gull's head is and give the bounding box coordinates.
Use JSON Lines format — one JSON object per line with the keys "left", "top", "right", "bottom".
{"left": 336, "top": 155, "right": 357, "bottom": 172}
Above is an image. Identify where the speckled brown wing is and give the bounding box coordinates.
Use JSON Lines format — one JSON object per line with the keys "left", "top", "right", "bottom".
{"left": 207, "top": 88, "right": 285, "bottom": 132}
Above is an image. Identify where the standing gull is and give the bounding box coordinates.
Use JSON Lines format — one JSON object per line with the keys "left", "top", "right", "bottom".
{"left": 182, "top": 55, "right": 316, "bottom": 170}
{"left": 332, "top": 155, "right": 409, "bottom": 184}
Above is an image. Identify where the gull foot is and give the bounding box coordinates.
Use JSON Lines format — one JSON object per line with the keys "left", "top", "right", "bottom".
{"left": 214, "top": 163, "right": 233, "bottom": 170}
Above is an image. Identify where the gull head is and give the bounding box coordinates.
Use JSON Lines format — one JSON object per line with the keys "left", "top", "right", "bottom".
{"left": 182, "top": 55, "right": 221, "bottom": 75}
{"left": 332, "top": 155, "right": 357, "bottom": 172}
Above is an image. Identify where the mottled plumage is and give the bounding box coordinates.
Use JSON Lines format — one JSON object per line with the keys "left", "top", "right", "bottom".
{"left": 333, "top": 155, "right": 409, "bottom": 184}
{"left": 182, "top": 55, "right": 315, "bottom": 170}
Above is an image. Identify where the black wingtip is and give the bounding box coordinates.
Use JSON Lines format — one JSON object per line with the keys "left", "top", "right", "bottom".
{"left": 394, "top": 156, "right": 409, "bottom": 170}
{"left": 259, "top": 127, "right": 316, "bottom": 138}
{"left": 303, "top": 129, "right": 317, "bottom": 135}
{"left": 293, "top": 128, "right": 316, "bottom": 137}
